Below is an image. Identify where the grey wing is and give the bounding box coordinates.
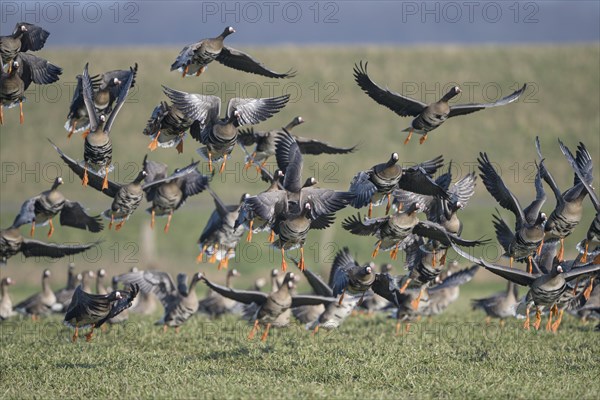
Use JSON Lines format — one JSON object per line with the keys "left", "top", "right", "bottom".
{"left": 216, "top": 46, "right": 296, "bottom": 79}
{"left": 398, "top": 165, "right": 450, "bottom": 200}
{"left": 349, "top": 170, "right": 377, "bottom": 208}
{"left": 115, "top": 271, "right": 177, "bottom": 308}
{"left": 227, "top": 95, "right": 290, "bottom": 126}
{"left": 535, "top": 137, "right": 562, "bottom": 203}
{"left": 330, "top": 247, "right": 358, "bottom": 294}
{"left": 237, "top": 127, "right": 263, "bottom": 146}
{"left": 302, "top": 188, "right": 355, "bottom": 219}
{"left": 170, "top": 42, "right": 201, "bottom": 71}
{"left": 103, "top": 64, "right": 137, "bottom": 102}
{"left": 450, "top": 172, "right": 477, "bottom": 206}
{"left": 15, "top": 53, "right": 62, "bottom": 89}
{"left": 244, "top": 191, "right": 288, "bottom": 222}
{"left": 291, "top": 295, "right": 335, "bottom": 307}
{"left": 302, "top": 269, "right": 334, "bottom": 297}
{"left": 331, "top": 267, "right": 350, "bottom": 297}
{"left": 393, "top": 190, "right": 432, "bottom": 214}
{"left": 98, "top": 284, "right": 139, "bottom": 327}
{"left": 275, "top": 131, "right": 303, "bottom": 193}
{"left": 48, "top": 139, "right": 120, "bottom": 197}
{"left": 295, "top": 136, "right": 357, "bottom": 155}
{"left": 17, "top": 23, "right": 50, "bottom": 52}
{"left": 341, "top": 213, "right": 385, "bottom": 236}
{"left": 492, "top": 210, "right": 515, "bottom": 254}
{"left": 59, "top": 201, "right": 104, "bottom": 232}
{"left": 143, "top": 102, "right": 169, "bottom": 137}
{"left": 428, "top": 265, "right": 479, "bottom": 293}
{"left": 64, "top": 286, "right": 111, "bottom": 323}
{"left": 104, "top": 65, "right": 135, "bottom": 133}
{"left": 413, "top": 220, "right": 488, "bottom": 248}
{"left": 162, "top": 86, "right": 219, "bottom": 125}
{"left": 179, "top": 170, "right": 210, "bottom": 201}
{"left": 448, "top": 84, "right": 526, "bottom": 117}
{"left": 202, "top": 278, "right": 268, "bottom": 305}
{"left": 478, "top": 152, "right": 525, "bottom": 225}
{"left": 20, "top": 239, "right": 98, "bottom": 259}
{"left": 559, "top": 139, "right": 599, "bottom": 210}
{"left": 81, "top": 63, "right": 99, "bottom": 132}
{"left": 12, "top": 197, "right": 37, "bottom": 227}
{"left": 353, "top": 61, "right": 426, "bottom": 117}
{"left": 522, "top": 166, "right": 546, "bottom": 225}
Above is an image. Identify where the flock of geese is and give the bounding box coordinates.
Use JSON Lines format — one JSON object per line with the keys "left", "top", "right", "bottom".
{"left": 0, "top": 24, "right": 599, "bottom": 342}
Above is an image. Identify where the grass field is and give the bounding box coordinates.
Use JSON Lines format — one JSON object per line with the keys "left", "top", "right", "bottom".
{"left": 1, "top": 44, "right": 599, "bottom": 398}
{"left": 1, "top": 282, "right": 599, "bottom": 399}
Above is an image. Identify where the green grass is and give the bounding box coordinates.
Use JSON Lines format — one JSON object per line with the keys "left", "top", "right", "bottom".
{"left": 1, "top": 283, "right": 599, "bottom": 399}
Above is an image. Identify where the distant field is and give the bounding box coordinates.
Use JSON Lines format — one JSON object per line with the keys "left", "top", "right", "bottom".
{"left": 0, "top": 44, "right": 599, "bottom": 288}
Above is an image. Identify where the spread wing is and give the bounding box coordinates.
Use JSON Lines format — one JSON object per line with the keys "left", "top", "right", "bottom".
{"left": 115, "top": 270, "right": 178, "bottom": 308}
{"left": 48, "top": 139, "right": 121, "bottom": 197}
{"left": 448, "top": 84, "right": 526, "bottom": 117}
{"left": 15, "top": 23, "right": 50, "bottom": 52}
{"left": 15, "top": 53, "right": 62, "bottom": 90}
{"left": 103, "top": 66, "right": 135, "bottom": 133}
{"left": 162, "top": 86, "right": 220, "bottom": 127}
{"left": 353, "top": 61, "right": 426, "bottom": 117}
{"left": 202, "top": 277, "right": 268, "bottom": 305}
{"left": 59, "top": 201, "right": 104, "bottom": 232}
{"left": 12, "top": 197, "right": 37, "bottom": 227}
{"left": 348, "top": 170, "right": 377, "bottom": 208}
{"left": 227, "top": 95, "right": 290, "bottom": 126}
{"left": 342, "top": 213, "right": 386, "bottom": 236}
{"left": 21, "top": 238, "right": 98, "bottom": 259}
{"left": 216, "top": 46, "right": 296, "bottom": 79}
{"left": 275, "top": 131, "right": 303, "bottom": 193}
{"left": 295, "top": 136, "right": 357, "bottom": 155}
{"left": 429, "top": 265, "right": 479, "bottom": 293}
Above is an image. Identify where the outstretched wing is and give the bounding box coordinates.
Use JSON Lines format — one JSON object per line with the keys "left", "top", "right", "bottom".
{"left": 21, "top": 238, "right": 98, "bottom": 259}
{"left": 60, "top": 201, "right": 104, "bottom": 232}
{"left": 227, "top": 95, "right": 290, "bottom": 126}
{"left": 448, "top": 84, "right": 526, "bottom": 117}
{"left": 217, "top": 46, "right": 296, "bottom": 79}
{"left": 342, "top": 213, "right": 386, "bottom": 236}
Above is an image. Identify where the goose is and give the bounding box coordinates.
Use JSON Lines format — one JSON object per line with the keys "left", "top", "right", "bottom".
{"left": 12, "top": 177, "right": 103, "bottom": 237}
{"left": 353, "top": 61, "right": 526, "bottom": 144}
{"left": 54, "top": 263, "right": 81, "bottom": 310}
{"left": 171, "top": 26, "right": 295, "bottom": 79}
{"left": 0, "top": 53, "right": 61, "bottom": 125}
{"left": 14, "top": 269, "right": 59, "bottom": 319}
{"left": 143, "top": 93, "right": 194, "bottom": 153}
{"left": 164, "top": 86, "right": 290, "bottom": 173}
{"left": 472, "top": 281, "right": 519, "bottom": 325}
{"left": 0, "top": 22, "right": 49, "bottom": 68}
{"left": 0, "top": 277, "right": 16, "bottom": 321}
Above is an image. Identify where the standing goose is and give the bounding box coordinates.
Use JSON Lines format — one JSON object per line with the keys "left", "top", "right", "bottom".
{"left": 0, "top": 277, "right": 16, "bottom": 321}
{"left": 535, "top": 137, "right": 593, "bottom": 260}
{"left": 472, "top": 281, "right": 520, "bottom": 325}
{"left": 54, "top": 263, "right": 81, "bottom": 310}
{"left": 143, "top": 157, "right": 210, "bottom": 233}
{"left": 348, "top": 152, "right": 448, "bottom": 217}
{"left": 143, "top": 96, "right": 194, "bottom": 153}
{"left": 559, "top": 140, "right": 600, "bottom": 263}
{"left": 51, "top": 141, "right": 200, "bottom": 230}
{"left": 0, "top": 22, "right": 49, "bottom": 68}
{"left": 353, "top": 61, "right": 526, "bottom": 144}
{"left": 0, "top": 226, "right": 98, "bottom": 265}
{"left": 171, "top": 26, "right": 295, "bottom": 78}
{"left": 478, "top": 152, "right": 547, "bottom": 271}
{"left": 164, "top": 86, "right": 290, "bottom": 172}
{"left": 12, "top": 177, "right": 103, "bottom": 237}
{"left": 201, "top": 272, "right": 334, "bottom": 341}
{"left": 0, "top": 53, "right": 62, "bottom": 125}
{"left": 14, "top": 269, "right": 59, "bottom": 319}
{"left": 64, "top": 283, "right": 138, "bottom": 342}
{"left": 80, "top": 63, "right": 135, "bottom": 190}
{"left": 115, "top": 270, "right": 202, "bottom": 333}
{"left": 239, "top": 116, "right": 357, "bottom": 170}
{"left": 453, "top": 242, "right": 600, "bottom": 331}
{"left": 197, "top": 269, "right": 242, "bottom": 318}
{"left": 197, "top": 190, "right": 248, "bottom": 270}
{"left": 80, "top": 270, "right": 96, "bottom": 293}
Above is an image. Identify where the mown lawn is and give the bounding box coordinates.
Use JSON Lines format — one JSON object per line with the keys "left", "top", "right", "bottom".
{"left": 1, "top": 283, "right": 598, "bottom": 399}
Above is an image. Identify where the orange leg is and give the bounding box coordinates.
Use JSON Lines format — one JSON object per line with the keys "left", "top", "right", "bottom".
{"left": 72, "top": 324, "right": 79, "bottom": 342}
{"left": 280, "top": 248, "right": 287, "bottom": 272}
{"left": 244, "top": 152, "right": 256, "bottom": 171}
{"left": 218, "top": 250, "right": 231, "bottom": 270}
{"left": 533, "top": 307, "right": 542, "bottom": 330}
{"left": 101, "top": 166, "right": 109, "bottom": 190}
{"left": 440, "top": 249, "right": 448, "bottom": 266}
{"left": 182, "top": 65, "right": 189, "bottom": 78}
{"left": 338, "top": 290, "right": 345, "bottom": 305}
{"left": 67, "top": 120, "right": 77, "bottom": 139}
{"left": 545, "top": 306, "right": 554, "bottom": 331}
{"left": 368, "top": 202, "right": 373, "bottom": 218}
{"left": 81, "top": 129, "right": 90, "bottom": 139}
{"left": 572, "top": 277, "right": 581, "bottom": 295}
{"left": 162, "top": 324, "right": 168, "bottom": 334}
{"left": 312, "top": 325, "right": 320, "bottom": 336}
{"left": 30, "top": 221, "right": 36, "bottom": 237}
{"left": 175, "top": 139, "right": 184, "bottom": 154}
{"left": 108, "top": 214, "right": 114, "bottom": 230}
{"left": 390, "top": 242, "right": 400, "bottom": 260}
{"left": 115, "top": 220, "right": 125, "bottom": 231}
{"left": 85, "top": 324, "right": 95, "bottom": 342}
{"left": 196, "top": 244, "right": 207, "bottom": 264}
{"left": 581, "top": 241, "right": 589, "bottom": 263}
{"left": 298, "top": 247, "right": 305, "bottom": 271}
{"left": 0, "top": 104, "right": 3, "bottom": 125}
{"left": 537, "top": 239, "right": 544, "bottom": 256}
{"left": 432, "top": 252, "right": 437, "bottom": 267}
{"left": 82, "top": 163, "right": 89, "bottom": 187}
{"left": 47, "top": 219, "right": 54, "bottom": 238}
{"left": 524, "top": 306, "right": 530, "bottom": 330}
{"left": 248, "top": 320, "right": 259, "bottom": 340}
{"left": 371, "top": 240, "right": 382, "bottom": 258}
{"left": 551, "top": 308, "right": 564, "bottom": 332}
{"left": 148, "top": 131, "right": 161, "bottom": 151}
{"left": 260, "top": 323, "right": 271, "bottom": 342}
{"left": 485, "top": 316, "right": 491, "bottom": 326}
{"left": 527, "top": 256, "right": 533, "bottom": 274}
{"left": 219, "top": 154, "right": 228, "bottom": 174}
{"left": 19, "top": 100, "right": 24, "bottom": 124}
{"left": 509, "top": 256, "right": 514, "bottom": 269}
{"left": 395, "top": 320, "right": 401, "bottom": 337}
{"left": 150, "top": 209, "right": 155, "bottom": 229}
{"left": 207, "top": 152, "right": 213, "bottom": 173}
{"left": 403, "top": 129, "right": 413, "bottom": 145}
{"left": 405, "top": 323, "right": 412, "bottom": 333}
{"left": 246, "top": 220, "right": 254, "bottom": 242}
{"left": 399, "top": 278, "right": 412, "bottom": 293}
{"left": 583, "top": 278, "right": 594, "bottom": 300}
{"left": 419, "top": 133, "right": 428, "bottom": 145}
{"left": 268, "top": 230, "right": 275, "bottom": 243}
{"left": 163, "top": 211, "right": 173, "bottom": 233}
{"left": 385, "top": 193, "right": 392, "bottom": 215}
{"left": 196, "top": 66, "right": 205, "bottom": 77}
{"left": 557, "top": 238, "right": 565, "bottom": 261}
{"left": 411, "top": 289, "right": 423, "bottom": 310}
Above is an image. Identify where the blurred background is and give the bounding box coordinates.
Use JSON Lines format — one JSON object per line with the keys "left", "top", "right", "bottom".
{"left": 1, "top": 1, "right": 598, "bottom": 297}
